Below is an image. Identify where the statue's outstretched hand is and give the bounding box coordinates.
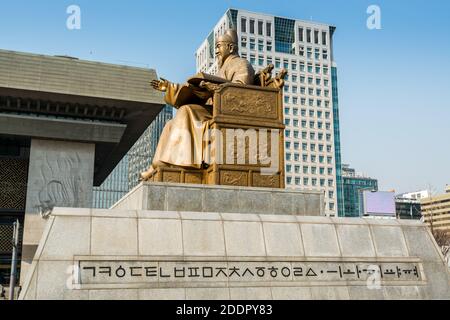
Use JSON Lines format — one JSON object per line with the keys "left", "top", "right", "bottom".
{"left": 151, "top": 78, "right": 169, "bottom": 92}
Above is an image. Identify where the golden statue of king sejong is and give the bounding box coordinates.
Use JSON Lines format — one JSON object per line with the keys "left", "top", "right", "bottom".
{"left": 140, "top": 30, "right": 256, "bottom": 180}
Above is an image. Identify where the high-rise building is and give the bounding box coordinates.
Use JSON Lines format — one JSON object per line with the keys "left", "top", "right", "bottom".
{"left": 342, "top": 164, "right": 378, "bottom": 217}
{"left": 395, "top": 190, "right": 429, "bottom": 221}
{"left": 196, "top": 8, "right": 343, "bottom": 216}
{"left": 421, "top": 185, "right": 450, "bottom": 236}
{"left": 93, "top": 106, "right": 173, "bottom": 208}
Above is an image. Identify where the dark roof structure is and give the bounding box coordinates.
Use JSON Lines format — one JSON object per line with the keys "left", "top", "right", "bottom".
{"left": 0, "top": 49, "right": 165, "bottom": 185}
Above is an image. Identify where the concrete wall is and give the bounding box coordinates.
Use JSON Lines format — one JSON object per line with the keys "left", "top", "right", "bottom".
{"left": 20, "top": 208, "right": 450, "bottom": 300}
{"left": 21, "top": 139, "right": 95, "bottom": 283}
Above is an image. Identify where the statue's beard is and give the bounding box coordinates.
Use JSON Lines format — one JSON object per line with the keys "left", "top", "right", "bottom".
{"left": 217, "top": 53, "right": 231, "bottom": 69}
{"left": 217, "top": 55, "right": 224, "bottom": 68}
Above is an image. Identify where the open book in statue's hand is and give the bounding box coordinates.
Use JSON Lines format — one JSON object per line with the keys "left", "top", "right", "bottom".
{"left": 187, "top": 72, "right": 230, "bottom": 86}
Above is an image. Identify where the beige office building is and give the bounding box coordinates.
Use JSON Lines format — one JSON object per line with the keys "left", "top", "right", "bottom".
{"left": 421, "top": 185, "right": 450, "bottom": 235}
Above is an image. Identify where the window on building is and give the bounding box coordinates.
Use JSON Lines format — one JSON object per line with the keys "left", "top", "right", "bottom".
{"left": 293, "top": 108, "right": 299, "bottom": 115}
{"left": 250, "top": 38, "right": 255, "bottom": 50}
{"left": 258, "top": 56, "right": 264, "bottom": 66}
{"left": 308, "top": 64, "right": 313, "bottom": 73}
{"left": 258, "top": 39, "right": 264, "bottom": 51}
{"left": 315, "top": 65, "right": 321, "bottom": 74}
{"left": 300, "top": 62, "right": 305, "bottom": 72}
{"left": 302, "top": 154, "right": 308, "bottom": 162}
{"left": 286, "top": 164, "right": 292, "bottom": 172}
{"left": 312, "top": 178, "right": 317, "bottom": 186}
{"left": 314, "top": 30, "right": 319, "bottom": 44}
{"left": 292, "top": 97, "right": 298, "bottom": 104}
{"left": 275, "top": 58, "right": 281, "bottom": 68}
{"left": 323, "top": 49, "right": 328, "bottom": 60}
{"left": 283, "top": 60, "right": 289, "bottom": 69}
{"left": 304, "top": 178, "right": 309, "bottom": 186}
{"left": 286, "top": 153, "right": 292, "bottom": 161}
{"left": 293, "top": 130, "right": 299, "bottom": 138}
{"left": 294, "top": 142, "right": 300, "bottom": 150}
{"left": 302, "top": 143, "right": 308, "bottom": 151}
{"left": 299, "top": 46, "right": 305, "bottom": 57}
{"left": 302, "top": 131, "right": 307, "bottom": 139}
{"left": 241, "top": 18, "right": 247, "bottom": 33}
{"left": 258, "top": 21, "right": 263, "bottom": 35}
{"left": 284, "top": 96, "right": 290, "bottom": 104}
{"left": 300, "top": 76, "right": 305, "bottom": 83}
{"left": 295, "top": 165, "right": 300, "bottom": 173}
{"left": 250, "top": 54, "right": 256, "bottom": 65}
{"left": 292, "top": 74, "right": 297, "bottom": 82}
{"left": 320, "top": 179, "right": 325, "bottom": 187}
{"left": 250, "top": 19, "right": 255, "bottom": 34}
{"left": 292, "top": 86, "right": 298, "bottom": 94}
{"left": 287, "top": 177, "right": 292, "bottom": 184}
{"left": 284, "top": 107, "right": 290, "bottom": 114}
{"left": 266, "top": 22, "right": 272, "bottom": 37}
{"left": 306, "top": 29, "right": 311, "bottom": 43}
{"left": 299, "top": 27, "right": 304, "bottom": 42}
{"left": 301, "top": 98, "right": 306, "bottom": 105}
{"left": 267, "top": 41, "right": 272, "bottom": 51}
{"left": 292, "top": 61, "right": 297, "bottom": 70}
{"left": 322, "top": 31, "right": 327, "bottom": 45}
{"left": 295, "top": 177, "right": 301, "bottom": 185}
{"left": 315, "top": 48, "right": 320, "bottom": 60}
{"left": 307, "top": 47, "right": 312, "bottom": 59}
{"left": 303, "top": 166, "right": 309, "bottom": 174}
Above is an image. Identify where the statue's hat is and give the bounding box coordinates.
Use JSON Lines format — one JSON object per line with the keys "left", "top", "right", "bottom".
{"left": 216, "top": 29, "right": 238, "bottom": 44}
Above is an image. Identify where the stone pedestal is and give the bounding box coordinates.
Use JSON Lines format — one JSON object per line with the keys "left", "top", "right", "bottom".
{"left": 21, "top": 139, "right": 95, "bottom": 283}
{"left": 19, "top": 207, "right": 450, "bottom": 300}
{"left": 112, "top": 182, "right": 324, "bottom": 216}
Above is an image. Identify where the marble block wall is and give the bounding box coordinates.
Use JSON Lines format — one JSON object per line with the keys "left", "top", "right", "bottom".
{"left": 19, "top": 208, "right": 450, "bottom": 300}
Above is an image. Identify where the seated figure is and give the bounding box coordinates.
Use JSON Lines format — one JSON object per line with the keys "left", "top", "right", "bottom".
{"left": 141, "top": 29, "right": 255, "bottom": 180}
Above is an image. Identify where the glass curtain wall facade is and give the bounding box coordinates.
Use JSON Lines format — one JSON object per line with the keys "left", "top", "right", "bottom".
{"left": 342, "top": 165, "right": 379, "bottom": 217}
{"left": 128, "top": 105, "right": 173, "bottom": 190}
{"left": 93, "top": 105, "right": 173, "bottom": 208}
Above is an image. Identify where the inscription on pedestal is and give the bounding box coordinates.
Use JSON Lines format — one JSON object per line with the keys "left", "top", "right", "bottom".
{"left": 77, "top": 260, "right": 424, "bottom": 287}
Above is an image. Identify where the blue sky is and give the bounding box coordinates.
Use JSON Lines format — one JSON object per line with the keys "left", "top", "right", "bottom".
{"left": 1, "top": 0, "right": 449, "bottom": 194}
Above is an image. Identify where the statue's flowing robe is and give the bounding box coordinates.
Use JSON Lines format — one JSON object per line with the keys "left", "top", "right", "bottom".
{"left": 150, "top": 55, "right": 255, "bottom": 170}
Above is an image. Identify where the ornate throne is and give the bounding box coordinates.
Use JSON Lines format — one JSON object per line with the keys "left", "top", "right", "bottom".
{"left": 147, "top": 67, "right": 286, "bottom": 189}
